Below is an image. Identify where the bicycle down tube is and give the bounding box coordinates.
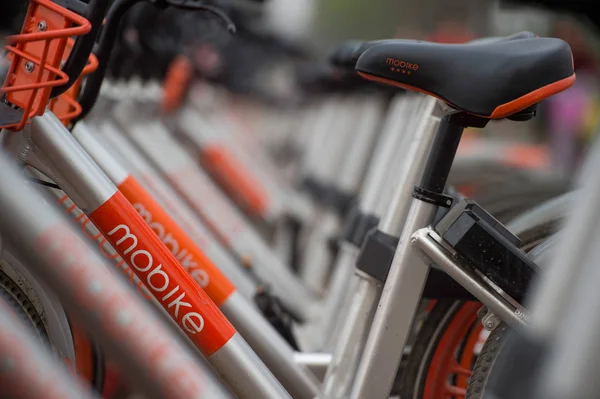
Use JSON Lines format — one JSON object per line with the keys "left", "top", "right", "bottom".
{"left": 0, "top": 149, "right": 219, "bottom": 399}
{"left": 111, "top": 103, "right": 317, "bottom": 321}
{"left": 73, "top": 120, "right": 320, "bottom": 399}
{"left": 95, "top": 119, "right": 257, "bottom": 298}
{"left": 3, "top": 111, "right": 291, "bottom": 399}
{"left": 299, "top": 95, "right": 385, "bottom": 294}
{"left": 176, "top": 103, "right": 285, "bottom": 224}
{"left": 320, "top": 95, "right": 438, "bottom": 398}
{"left": 310, "top": 93, "right": 417, "bottom": 351}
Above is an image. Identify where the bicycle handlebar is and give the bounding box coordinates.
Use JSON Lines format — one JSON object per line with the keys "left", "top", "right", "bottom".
{"left": 74, "top": 0, "right": 144, "bottom": 123}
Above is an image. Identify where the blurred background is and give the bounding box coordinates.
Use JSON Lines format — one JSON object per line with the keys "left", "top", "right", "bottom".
{"left": 262, "top": 0, "right": 600, "bottom": 181}
{"left": 0, "top": 2, "right": 598, "bottom": 396}
{"left": 2, "top": 0, "right": 600, "bottom": 180}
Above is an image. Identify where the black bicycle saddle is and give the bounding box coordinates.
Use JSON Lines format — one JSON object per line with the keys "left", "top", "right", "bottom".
{"left": 355, "top": 37, "right": 575, "bottom": 119}
{"left": 330, "top": 31, "right": 537, "bottom": 71}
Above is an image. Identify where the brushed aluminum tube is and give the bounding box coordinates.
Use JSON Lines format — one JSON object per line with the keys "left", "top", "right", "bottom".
{"left": 319, "top": 272, "right": 382, "bottom": 399}
{"left": 293, "top": 352, "right": 332, "bottom": 382}
{"left": 221, "top": 292, "right": 319, "bottom": 399}
{"left": 27, "top": 113, "right": 117, "bottom": 211}
{"left": 0, "top": 300, "right": 95, "bottom": 399}
{"left": 350, "top": 199, "right": 436, "bottom": 399}
{"left": 208, "top": 333, "right": 291, "bottom": 399}
{"left": 411, "top": 228, "right": 528, "bottom": 329}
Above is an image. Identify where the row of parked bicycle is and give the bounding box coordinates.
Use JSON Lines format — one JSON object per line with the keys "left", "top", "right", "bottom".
{"left": 0, "top": 0, "right": 597, "bottom": 398}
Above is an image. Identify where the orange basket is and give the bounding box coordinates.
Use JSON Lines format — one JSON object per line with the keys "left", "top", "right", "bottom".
{"left": 48, "top": 38, "right": 99, "bottom": 127}
{"left": 1, "top": 0, "right": 91, "bottom": 131}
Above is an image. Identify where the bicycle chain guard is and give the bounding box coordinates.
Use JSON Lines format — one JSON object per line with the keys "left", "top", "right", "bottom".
{"left": 48, "top": 39, "right": 98, "bottom": 127}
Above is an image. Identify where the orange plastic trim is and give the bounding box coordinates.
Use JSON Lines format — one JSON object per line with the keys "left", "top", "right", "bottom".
{"left": 70, "top": 321, "right": 95, "bottom": 384}
{"left": 357, "top": 72, "right": 576, "bottom": 119}
{"left": 161, "top": 55, "right": 194, "bottom": 113}
{"left": 118, "top": 175, "right": 236, "bottom": 306}
{"left": 489, "top": 75, "right": 575, "bottom": 118}
{"left": 1, "top": 0, "right": 91, "bottom": 130}
{"left": 199, "top": 146, "right": 269, "bottom": 218}
{"left": 89, "top": 191, "right": 236, "bottom": 355}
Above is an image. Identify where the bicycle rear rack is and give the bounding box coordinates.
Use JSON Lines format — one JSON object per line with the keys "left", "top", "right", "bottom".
{"left": 0, "top": 0, "right": 91, "bottom": 131}
{"left": 412, "top": 227, "right": 528, "bottom": 329}
{"left": 411, "top": 198, "right": 535, "bottom": 330}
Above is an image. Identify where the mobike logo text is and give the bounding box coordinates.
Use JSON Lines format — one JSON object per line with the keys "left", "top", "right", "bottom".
{"left": 385, "top": 58, "right": 419, "bottom": 71}
{"left": 57, "top": 195, "right": 152, "bottom": 300}
{"left": 133, "top": 202, "right": 210, "bottom": 289}
{"left": 107, "top": 223, "right": 205, "bottom": 335}
{"left": 71, "top": 191, "right": 235, "bottom": 354}
{"left": 117, "top": 175, "right": 235, "bottom": 306}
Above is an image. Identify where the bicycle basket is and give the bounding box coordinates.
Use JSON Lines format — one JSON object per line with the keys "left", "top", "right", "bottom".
{"left": 0, "top": 0, "right": 91, "bottom": 131}
{"left": 48, "top": 38, "right": 98, "bottom": 127}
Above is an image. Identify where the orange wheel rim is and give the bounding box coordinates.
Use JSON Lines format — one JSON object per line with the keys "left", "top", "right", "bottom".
{"left": 70, "top": 321, "right": 95, "bottom": 384}
{"left": 423, "top": 302, "right": 482, "bottom": 399}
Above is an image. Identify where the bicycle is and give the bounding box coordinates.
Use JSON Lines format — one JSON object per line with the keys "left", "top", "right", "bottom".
{"left": 0, "top": 0, "right": 579, "bottom": 397}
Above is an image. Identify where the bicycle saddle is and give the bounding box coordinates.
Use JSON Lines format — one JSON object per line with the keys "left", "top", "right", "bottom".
{"left": 330, "top": 32, "right": 537, "bottom": 70}
{"left": 355, "top": 37, "right": 575, "bottom": 119}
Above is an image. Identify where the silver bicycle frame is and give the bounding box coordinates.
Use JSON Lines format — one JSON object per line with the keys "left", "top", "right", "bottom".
{"left": 320, "top": 96, "right": 438, "bottom": 398}
{"left": 313, "top": 93, "right": 420, "bottom": 351}
{"left": 0, "top": 297, "right": 95, "bottom": 398}
{"left": 296, "top": 96, "right": 364, "bottom": 293}
{"left": 35, "top": 177, "right": 239, "bottom": 398}
{"left": 178, "top": 99, "right": 284, "bottom": 223}
{"left": 84, "top": 120, "right": 257, "bottom": 298}
{"left": 329, "top": 97, "right": 436, "bottom": 340}
{"left": 299, "top": 95, "right": 385, "bottom": 294}
{"left": 3, "top": 112, "right": 291, "bottom": 399}
{"left": 75, "top": 119, "right": 320, "bottom": 399}
{"left": 347, "top": 101, "right": 451, "bottom": 398}
{"left": 111, "top": 103, "right": 317, "bottom": 321}
{"left": 0, "top": 148, "right": 218, "bottom": 398}
{"left": 184, "top": 82, "right": 317, "bottom": 231}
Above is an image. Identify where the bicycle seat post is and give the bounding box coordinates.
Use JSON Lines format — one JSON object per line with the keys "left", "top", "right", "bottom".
{"left": 345, "top": 35, "right": 575, "bottom": 398}
{"left": 353, "top": 111, "right": 488, "bottom": 398}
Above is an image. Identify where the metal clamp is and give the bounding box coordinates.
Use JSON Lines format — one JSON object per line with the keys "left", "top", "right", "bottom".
{"left": 411, "top": 227, "right": 529, "bottom": 329}
{"left": 478, "top": 306, "right": 502, "bottom": 331}
{"left": 413, "top": 186, "right": 454, "bottom": 208}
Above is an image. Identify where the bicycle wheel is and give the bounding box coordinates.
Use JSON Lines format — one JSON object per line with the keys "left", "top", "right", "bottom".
{"left": 398, "top": 195, "right": 562, "bottom": 398}
{"left": 465, "top": 234, "right": 557, "bottom": 399}
{"left": 450, "top": 159, "right": 567, "bottom": 223}
{"left": 0, "top": 267, "right": 48, "bottom": 342}
{"left": 396, "top": 300, "right": 484, "bottom": 399}
{"left": 0, "top": 257, "right": 104, "bottom": 392}
{"left": 465, "top": 323, "right": 509, "bottom": 399}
